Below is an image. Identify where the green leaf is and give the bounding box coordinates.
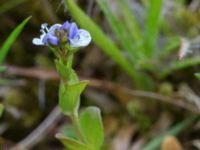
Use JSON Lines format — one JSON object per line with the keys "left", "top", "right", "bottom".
{"left": 56, "top": 133, "right": 92, "bottom": 150}
{"left": 55, "top": 59, "right": 71, "bottom": 80}
{"left": 144, "top": 0, "right": 163, "bottom": 57}
{"left": 142, "top": 115, "right": 200, "bottom": 150}
{"left": 0, "top": 104, "right": 4, "bottom": 117}
{"left": 0, "top": 0, "right": 27, "bottom": 15}
{"left": 62, "top": 125, "right": 78, "bottom": 140}
{"left": 195, "top": 73, "right": 200, "bottom": 80}
{"left": 0, "top": 16, "right": 31, "bottom": 64}
{"left": 59, "top": 81, "right": 89, "bottom": 115}
{"left": 80, "top": 107, "right": 104, "bottom": 150}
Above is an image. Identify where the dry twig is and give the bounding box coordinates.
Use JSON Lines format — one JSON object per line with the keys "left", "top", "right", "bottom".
{"left": 5, "top": 65, "right": 200, "bottom": 113}
{"left": 10, "top": 106, "right": 62, "bottom": 150}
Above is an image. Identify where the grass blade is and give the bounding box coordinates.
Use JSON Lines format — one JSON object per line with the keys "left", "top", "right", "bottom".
{"left": 143, "top": 115, "right": 200, "bottom": 150}
{"left": 97, "top": 0, "right": 139, "bottom": 62}
{"left": 144, "top": 0, "right": 163, "bottom": 57}
{"left": 116, "top": 0, "right": 143, "bottom": 49}
{"left": 64, "top": 0, "right": 151, "bottom": 89}
{"left": 0, "top": 16, "right": 31, "bottom": 64}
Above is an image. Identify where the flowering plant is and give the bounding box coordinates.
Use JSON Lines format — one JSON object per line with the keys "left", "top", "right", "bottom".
{"left": 33, "top": 20, "right": 104, "bottom": 150}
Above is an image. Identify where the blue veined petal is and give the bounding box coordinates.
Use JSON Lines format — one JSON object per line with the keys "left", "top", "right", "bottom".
{"left": 46, "top": 34, "right": 59, "bottom": 45}
{"left": 61, "top": 21, "right": 70, "bottom": 30}
{"left": 69, "top": 29, "right": 91, "bottom": 47}
{"left": 69, "top": 22, "right": 79, "bottom": 39}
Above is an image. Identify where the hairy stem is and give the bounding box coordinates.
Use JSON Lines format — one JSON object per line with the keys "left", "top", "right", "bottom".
{"left": 71, "top": 111, "right": 85, "bottom": 143}
{"left": 66, "top": 53, "right": 73, "bottom": 68}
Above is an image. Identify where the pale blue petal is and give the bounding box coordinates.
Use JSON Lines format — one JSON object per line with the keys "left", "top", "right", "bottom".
{"left": 70, "top": 29, "right": 91, "bottom": 47}
{"left": 32, "top": 38, "right": 44, "bottom": 45}
{"left": 32, "top": 34, "right": 45, "bottom": 45}
{"left": 69, "top": 22, "right": 79, "bottom": 39}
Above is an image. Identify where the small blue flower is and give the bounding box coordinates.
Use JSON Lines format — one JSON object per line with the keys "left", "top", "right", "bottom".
{"left": 32, "top": 21, "right": 91, "bottom": 48}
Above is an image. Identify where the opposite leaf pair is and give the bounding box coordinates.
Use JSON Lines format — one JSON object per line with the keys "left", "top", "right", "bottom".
{"left": 56, "top": 107, "right": 104, "bottom": 150}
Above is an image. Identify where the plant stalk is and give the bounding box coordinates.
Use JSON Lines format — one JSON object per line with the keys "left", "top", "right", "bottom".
{"left": 71, "top": 111, "right": 86, "bottom": 143}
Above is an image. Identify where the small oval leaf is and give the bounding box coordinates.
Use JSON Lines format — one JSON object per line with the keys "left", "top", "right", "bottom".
{"left": 80, "top": 107, "right": 104, "bottom": 150}
{"left": 56, "top": 133, "right": 91, "bottom": 150}
{"left": 59, "top": 81, "right": 89, "bottom": 115}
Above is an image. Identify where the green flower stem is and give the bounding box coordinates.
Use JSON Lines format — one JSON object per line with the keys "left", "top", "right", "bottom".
{"left": 71, "top": 110, "right": 86, "bottom": 143}
{"left": 66, "top": 53, "right": 73, "bottom": 68}
{"left": 57, "top": 50, "right": 85, "bottom": 143}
